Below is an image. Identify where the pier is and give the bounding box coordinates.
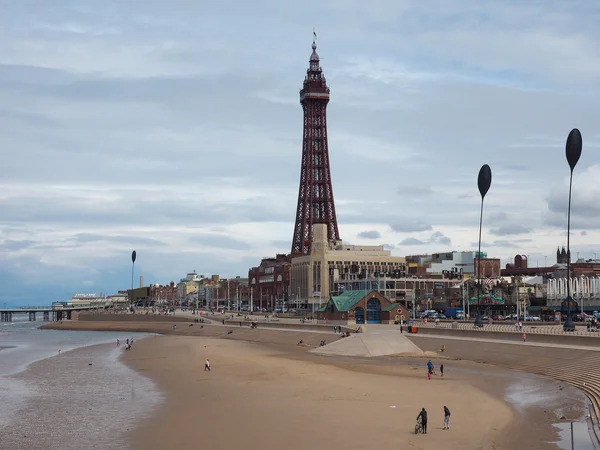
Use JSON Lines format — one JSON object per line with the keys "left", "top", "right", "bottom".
{"left": 0, "top": 306, "right": 97, "bottom": 322}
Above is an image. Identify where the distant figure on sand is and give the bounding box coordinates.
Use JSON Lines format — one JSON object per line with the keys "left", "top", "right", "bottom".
{"left": 427, "top": 360, "right": 434, "bottom": 374}
{"left": 440, "top": 364, "right": 444, "bottom": 377}
{"left": 205, "top": 359, "right": 210, "bottom": 371}
{"left": 443, "top": 406, "right": 451, "bottom": 429}
{"left": 416, "top": 408, "right": 428, "bottom": 433}
{"left": 522, "top": 332, "right": 526, "bottom": 342}
{"left": 117, "top": 339, "right": 120, "bottom": 346}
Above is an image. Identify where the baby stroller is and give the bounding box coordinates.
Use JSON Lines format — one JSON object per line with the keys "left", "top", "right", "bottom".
{"left": 414, "top": 416, "right": 424, "bottom": 434}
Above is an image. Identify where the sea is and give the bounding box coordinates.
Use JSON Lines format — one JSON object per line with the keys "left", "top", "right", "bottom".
{"left": 0, "top": 316, "right": 163, "bottom": 450}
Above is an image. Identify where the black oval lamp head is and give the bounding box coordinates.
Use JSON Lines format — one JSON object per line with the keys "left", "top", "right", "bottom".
{"left": 478, "top": 164, "right": 492, "bottom": 200}
{"left": 132, "top": 250, "right": 137, "bottom": 264}
{"left": 566, "top": 128, "right": 582, "bottom": 172}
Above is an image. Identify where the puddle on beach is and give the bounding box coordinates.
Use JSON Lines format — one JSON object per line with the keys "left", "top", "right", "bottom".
{"left": 554, "top": 421, "right": 597, "bottom": 450}
{"left": 505, "top": 374, "right": 597, "bottom": 449}
{"left": 504, "top": 374, "right": 571, "bottom": 412}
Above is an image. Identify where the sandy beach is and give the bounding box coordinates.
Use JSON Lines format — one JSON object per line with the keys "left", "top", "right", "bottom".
{"left": 40, "top": 320, "right": 592, "bottom": 449}
{"left": 122, "top": 334, "right": 514, "bottom": 450}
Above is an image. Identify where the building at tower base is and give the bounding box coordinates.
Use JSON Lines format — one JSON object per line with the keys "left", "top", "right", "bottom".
{"left": 290, "top": 224, "right": 407, "bottom": 311}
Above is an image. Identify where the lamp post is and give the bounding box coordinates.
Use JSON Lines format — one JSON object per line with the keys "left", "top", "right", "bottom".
{"left": 474, "top": 164, "right": 492, "bottom": 328}
{"left": 563, "top": 128, "right": 582, "bottom": 332}
{"left": 130, "top": 250, "right": 136, "bottom": 311}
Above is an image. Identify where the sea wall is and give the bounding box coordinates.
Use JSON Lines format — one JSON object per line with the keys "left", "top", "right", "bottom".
{"left": 223, "top": 319, "right": 353, "bottom": 333}
{"left": 77, "top": 313, "right": 194, "bottom": 323}
{"left": 413, "top": 325, "right": 600, "bottom": 348}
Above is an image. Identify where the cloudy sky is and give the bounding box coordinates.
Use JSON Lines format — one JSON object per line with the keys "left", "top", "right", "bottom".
{"left": 2, "top": 1, "right": 600, "bottom": 306}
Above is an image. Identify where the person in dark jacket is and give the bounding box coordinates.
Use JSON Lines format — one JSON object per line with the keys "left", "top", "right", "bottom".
{"left": 417, "top": 408, "right": 428, "bottom": 433}
{"left": 443, "top": 406, "right": 451, "bottom": 429}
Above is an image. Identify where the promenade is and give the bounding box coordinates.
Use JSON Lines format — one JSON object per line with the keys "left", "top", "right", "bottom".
{"left": 414, "top": 319, "right": 600, "bottom": 337}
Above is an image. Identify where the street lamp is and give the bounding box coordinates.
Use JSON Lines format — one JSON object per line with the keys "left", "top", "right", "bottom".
{"left": 563, "top": 128, "right": 582, "bottom": 332}
{"left": 474, "top": 164, "right": 492, "bottom": 328}
{"left": 130, "top": 250, "right": 137, "bottom": 311}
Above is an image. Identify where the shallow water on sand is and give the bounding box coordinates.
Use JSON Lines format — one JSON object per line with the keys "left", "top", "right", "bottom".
{"left": 0, "top": 318, "right": 162, "bottom": 450}
{"left": 0, "top": 343, "right": 163, "bottom": 450}
{"left": 555, "top": 421, "right": 597, "bottom": 450}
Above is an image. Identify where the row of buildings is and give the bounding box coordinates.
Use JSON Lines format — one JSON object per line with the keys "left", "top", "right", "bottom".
{"left": 245, "top": 244, "right": 600, "bottom": 319}
{"left": 118, "top": 39, "right": 600, "bottom": 322}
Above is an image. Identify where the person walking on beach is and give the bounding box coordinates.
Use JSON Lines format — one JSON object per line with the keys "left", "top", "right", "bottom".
{"left": 417, "top": 408, "right": 428, "bottom": 434}
{"left": 205, "top": 359, "right": 211, "bottom": 371}
{"left": 443, "top": 406, "right": 451, "bottom": 429}
{"left": 522, "top": 332, "right": 526, "bottom": 342}
{"left": 117, "top": 339, "right": 120, "bottom": 346}
{"left": 440, "top": 364, "right": 444, "bottom": 377}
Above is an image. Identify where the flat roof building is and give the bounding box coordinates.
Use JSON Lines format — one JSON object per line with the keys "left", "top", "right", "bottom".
{"left": 290, "top": 224, "right": 407, "bottom": 311}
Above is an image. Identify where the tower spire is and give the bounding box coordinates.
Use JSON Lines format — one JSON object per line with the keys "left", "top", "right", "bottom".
{"left": 291, "top": 37, "right": 340, "bottom": 255}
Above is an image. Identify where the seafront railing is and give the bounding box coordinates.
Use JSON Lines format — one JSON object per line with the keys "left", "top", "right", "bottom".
{"left": 413, "top": 321, "right": 600, "bottom": 337}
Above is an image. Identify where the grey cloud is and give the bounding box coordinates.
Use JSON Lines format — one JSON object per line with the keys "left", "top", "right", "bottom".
{"left": 69, "top": 233, "right": 166, "bottom": 247}
{"left": 491, "top": 239, "right": 533, "bottom": 248}
{"left": 474, "top": 239, "right": 533, "bottom": 248}
{"left": 357, "top": 230, "right": 381, "bottom": 239}
{"left": 489, "top": 224, "right": 532, "bottom": 236}
{"left": 399, "top": 238, "right": 426, "bottom": 246}
{"left": 0, "top": 239, "right": 37, "bottom": 251}
{"left": 188, "top": 234, "right": 251, "bottom": 251}
{"left": 390, "top": 221, "right": 433, "bottom": 233}
{"left": 383, "top": 243, "right": 397, "bottom": 250}
{"left": 0, "top": 190, "right": 294, "bottom": 227}
{"left": 397, "top": 185, "right": 433, "bottom": 196}
{"left": 430, "top": 231, "right": 451, "bottom": 246}
{"left": 400, "top": 231, "right": 451, "bottom": 247}
{"left": 488, "top": 211, "right": 508, "bottom": 222}
{"left": 545, "top": 188, "right": 600, "bottom": 229}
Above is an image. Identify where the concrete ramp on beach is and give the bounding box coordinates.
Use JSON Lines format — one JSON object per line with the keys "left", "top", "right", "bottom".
{"left": 311, "top": 327, "right": 424, "bottom": 358}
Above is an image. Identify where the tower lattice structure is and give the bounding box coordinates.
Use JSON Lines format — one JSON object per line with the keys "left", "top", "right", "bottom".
{"left": 291, "top": 38, "right": 340, "bottom": 256}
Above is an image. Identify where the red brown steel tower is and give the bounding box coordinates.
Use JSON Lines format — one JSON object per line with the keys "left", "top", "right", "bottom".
{"left": 291, "top": 38, "right": 340, "bottom": 255}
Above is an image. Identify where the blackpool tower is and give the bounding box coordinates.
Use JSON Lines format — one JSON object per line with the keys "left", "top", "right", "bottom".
{"left": 291, "top": 37, "right": 340, "bottom": 255}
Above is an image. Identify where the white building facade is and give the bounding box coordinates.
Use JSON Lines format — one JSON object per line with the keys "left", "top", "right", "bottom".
{"left": 546, "top": 275, "right": 600, "bottom": 311}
